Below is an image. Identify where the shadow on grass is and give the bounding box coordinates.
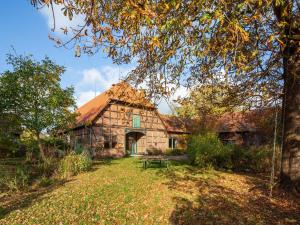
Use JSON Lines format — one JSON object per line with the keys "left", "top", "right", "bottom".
{"left": 136, "top": 156, "right": 190, "bottom": 171}
{"left": 169, "top": 184, "right": 300, "bottom": 225}
{"left": 92, "top": 158, "right": 117, "bottom": 166}
{"left": 0, "top": 179, "right": 72, "bottom": 219}
{"left": 156, "top": 163, "right": 300, "bottom": 225}
{"left": 88, "top": 158, "right": 122, "bottom": 173}
{"left": 0, "top": 158, "right": 116, "bottom": 219}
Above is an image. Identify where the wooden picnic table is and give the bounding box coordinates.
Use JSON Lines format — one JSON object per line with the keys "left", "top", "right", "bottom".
{"left": 141, "top": 156, "right": 170, "bottom": 169}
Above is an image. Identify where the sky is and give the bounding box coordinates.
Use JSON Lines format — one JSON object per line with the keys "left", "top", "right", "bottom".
{"left": 0, "top": 1, "right": 188, "bottom": 114}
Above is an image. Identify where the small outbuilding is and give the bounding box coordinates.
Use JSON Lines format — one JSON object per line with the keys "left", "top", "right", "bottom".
{"left": 209, "top": 110, "right": 275, "bottom": 146}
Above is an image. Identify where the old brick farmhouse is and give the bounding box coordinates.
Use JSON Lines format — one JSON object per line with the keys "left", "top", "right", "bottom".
{"left": 71, "top": 82, "right": 190, "bottom": 157}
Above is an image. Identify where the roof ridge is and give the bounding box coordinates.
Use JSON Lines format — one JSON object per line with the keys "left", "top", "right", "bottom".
{"left": 75, "top": 82, "right": 155, "bottom": 126}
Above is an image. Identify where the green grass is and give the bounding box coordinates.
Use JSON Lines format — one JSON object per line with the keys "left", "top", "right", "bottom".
{"left": 0, "top": 158, "right": 177, "bottom": 224}
{"left": 0, "top": 158, "right": 299, "bottom": 225}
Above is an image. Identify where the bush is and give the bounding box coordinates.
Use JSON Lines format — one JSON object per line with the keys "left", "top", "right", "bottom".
{"left": 187, "top": 133, "right": 233, "bottom": 169}
{"left": 36, "top": 159, "right": 58, "bottom": 177}
{"left": 166, "top": 148, "right": 187, "bottom": 156}
{"left": 0, "top": 164, "right": 30, "bottom": 191}
{"left": 58, "top": 151, "right": 92, "bottom": 178}
{"left": 188, "top": 133, "right": 273, "bottom": 172}
{"left": 75, "top": 143, "right": 85, "bottom": 154}
{"left": 41, "top": 136, "right": 70, "bottom": 158}
{"left": 0, "top": 151, "right": 93, "bottom": 191}
{"left": 38, "top": 175, "right": 55, "bottom": 187}
{"left": 231, "top": 145, "right": 273, "bottom": 172}
{"left": 20, "top": 132, "right": 39, "bottom": 161}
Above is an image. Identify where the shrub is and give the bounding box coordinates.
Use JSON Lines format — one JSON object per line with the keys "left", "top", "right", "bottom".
{"left": 187, "top": 133, "right": 233, "bottom": 169}
{"left": 0, "top": 135, "right": 21, "bottom": 158}
{"left": 38, "top": 176, "right": 55, "bottom": 187}
{"left": 0, "top": 170, "right": 6, "bottom": 190}
{"left": 41, "top": 136, "right": 70, "bottom": 158}
{"left": 165, "top": 148, "right": 187, "bottom": 156}
{"left": 74, "top": 143, "right": 85, "bottom": 154}
{"left": 231, "top": 145, "right": 273, "bottom": 172}
{"left": 20, "top": 132, "right": 39, "bottom": 161}
{"left": 15, "top": 165, "right": 30, "bottom": 188}
{"left": 58, "top": 151, "right": 92, "bottom": 178}
{"left": 37, "top": 159, "right": 58, "bottom": 177}
{"left": 0, "top": 164, "right": 30, "bottom": 191}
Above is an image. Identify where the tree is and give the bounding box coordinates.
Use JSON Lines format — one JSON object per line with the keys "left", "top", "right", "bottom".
{"left": 0, "top": 54, "right": 77, "bottom": 161}
{"left": 31, "top": 1, "right": 299, "bottom": 191}
{"left": 0, "top": 113, "right": 22, "bottom": 158}
{"left": 176, "top": 84, "right": 230, "bottom": 123}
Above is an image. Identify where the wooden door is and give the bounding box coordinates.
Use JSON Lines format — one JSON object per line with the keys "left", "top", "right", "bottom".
{"left": 127, "top": 134, "right": 137, "bottom": 155}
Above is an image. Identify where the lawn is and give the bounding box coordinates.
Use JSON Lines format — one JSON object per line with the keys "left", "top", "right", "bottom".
{"left": 0, "top": 157, "right": 299, "bottom": 225}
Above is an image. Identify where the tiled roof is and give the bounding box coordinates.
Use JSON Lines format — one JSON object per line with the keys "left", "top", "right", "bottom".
{"left": 207, "top": 109, "right": 274, "bottom": 133}
{"left": 160, "top": 109, "right": 274, "bottom": 134}
{"left": 76, "top": 81, "right": 155, "bottom": 126}
{"left": 160, "top": 115, "right": 192, "bottom": 134}
{"left": 214, "top": 112, "right": 257, "bottom": 132}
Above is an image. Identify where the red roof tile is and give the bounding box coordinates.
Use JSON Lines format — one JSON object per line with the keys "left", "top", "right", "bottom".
{"left": 207, "top": 109, "right": 275, "bottom": 133}
{"left": 160, "top": 115, "right": 192, "bottom": 134}
{"left": 76, "top": 82, "right": 155, "bottom": 126}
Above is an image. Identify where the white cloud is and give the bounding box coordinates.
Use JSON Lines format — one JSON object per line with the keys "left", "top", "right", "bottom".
{"left": 39, "top": 3, "right": 85, "bottom": 35}
{"left": 152, "top": 86, "right": 189, "bottom": 115}
{"left": 172, "top": 85, "right": 189, "bottom": 101}
{"left": 78, "top": 66, "right": 131, "bottom": 90}
{"left": 158, "top": 98, "right": 172, "bottom": 114}
{"left": 75, "top": 66, "right": 133, "bottom": 107}
{"left": 158, "top": 86, "right": 189, "bottom": 115}
{"left": 76, "top": 90, "right": 101, "bottom": 107}
{"left": 81, "top": 68, "right": 103, "bottom": 85}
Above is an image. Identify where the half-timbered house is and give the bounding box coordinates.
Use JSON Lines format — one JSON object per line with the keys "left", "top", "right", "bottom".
{"left": 71, "top": 82, "right": 190, "bottom": 157}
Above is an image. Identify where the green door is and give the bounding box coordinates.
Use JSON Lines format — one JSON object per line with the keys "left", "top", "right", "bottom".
{"left": 131, "top": 139, "right": 137, "bottom": 155}
{"left": 127, "top": 134, "right": 138, "bottom": 155}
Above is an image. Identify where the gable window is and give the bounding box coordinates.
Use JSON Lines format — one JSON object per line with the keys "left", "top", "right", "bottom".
{"left": 168, "top": 138, "right": 177, "bottom": 149}
{"left": 132, "top": 115, "right": 141, "bottom": 128}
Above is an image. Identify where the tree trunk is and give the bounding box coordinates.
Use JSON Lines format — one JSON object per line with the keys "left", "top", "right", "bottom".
{"left": 36, "top": 133, "right": 47, "bottom": 162}
{"left": 280, "top": 36, "right": 300, "bottom": 194}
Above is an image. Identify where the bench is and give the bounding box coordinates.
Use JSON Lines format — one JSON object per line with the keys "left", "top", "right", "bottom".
{"left": 142, "top": 156, "right": 170, "bottom": 169}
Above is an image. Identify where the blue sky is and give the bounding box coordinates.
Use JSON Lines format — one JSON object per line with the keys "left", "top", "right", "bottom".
{"left": 0, "top": 1, "right": 186, "bottom": 114}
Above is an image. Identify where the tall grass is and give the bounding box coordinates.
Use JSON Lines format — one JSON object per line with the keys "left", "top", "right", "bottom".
{"left": 58, "top": 151, "right": 92, "bottom": 178}
{"left": 0, "top": 150, "right": 93, "bottom": 191}
{"left": 0, "top": 164, "right": 30, "bottom": 191}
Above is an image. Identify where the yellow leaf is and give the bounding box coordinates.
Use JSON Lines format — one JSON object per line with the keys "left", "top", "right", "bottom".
{"left": 150, "top": 36, "right": 161, "bottom": 48}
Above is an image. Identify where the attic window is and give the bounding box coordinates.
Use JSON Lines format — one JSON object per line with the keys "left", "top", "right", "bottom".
{"left": 132, "top": 115, "right": 141, "bottom": 128}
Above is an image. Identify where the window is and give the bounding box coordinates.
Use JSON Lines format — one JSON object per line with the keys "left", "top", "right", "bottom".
{"left": 168, "top": 138, "right": 177, "bottom": 149}
{"left": 103, "top": 135, "right": 117, "bottom": 149}
{"left": 132, "top": 115, "right": 141, "bottom": 128}
{"left": 75, "top": 137, "right": 83, "bottom": 151}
